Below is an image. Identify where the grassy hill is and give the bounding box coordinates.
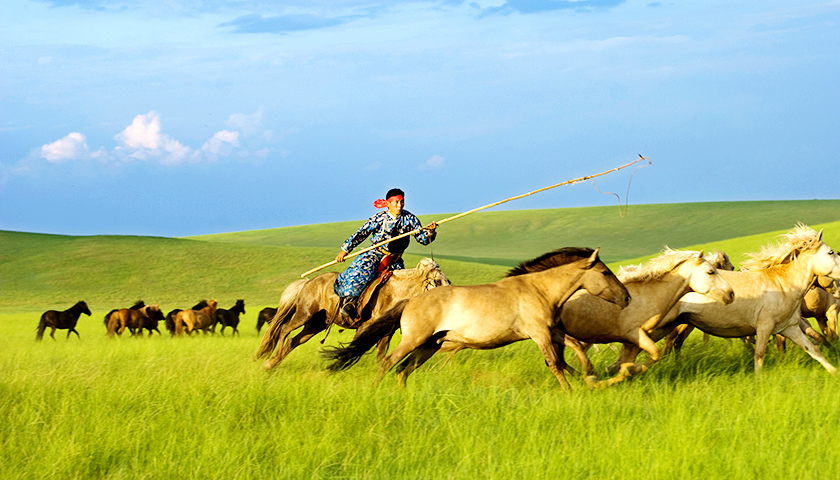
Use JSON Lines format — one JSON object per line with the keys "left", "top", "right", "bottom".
{"left": 2, "top": 200, "right": 839, "bottom": 311}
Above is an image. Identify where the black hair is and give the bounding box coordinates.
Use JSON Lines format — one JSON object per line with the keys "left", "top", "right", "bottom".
{"left": 386, "top": 188, "right": 404, "bottom": 198}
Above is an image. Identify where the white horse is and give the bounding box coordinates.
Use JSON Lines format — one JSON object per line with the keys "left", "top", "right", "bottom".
{"left": 629, "top": 225, "right": 840, "bottom": 373}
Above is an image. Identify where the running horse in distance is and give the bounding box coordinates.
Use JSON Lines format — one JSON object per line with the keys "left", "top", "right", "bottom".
{"left": 324, "top": 247, "right": 630, "bottom": 391}
{"left": 36, "top": 301, "right": 92, "bottom": 341}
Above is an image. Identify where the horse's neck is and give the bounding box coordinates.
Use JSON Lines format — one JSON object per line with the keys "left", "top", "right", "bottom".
{"left": 532, "top": 266, "right": 587, "bottom": 308}
{"left": 628, "top": 273, "right": 691, "bottom": 314}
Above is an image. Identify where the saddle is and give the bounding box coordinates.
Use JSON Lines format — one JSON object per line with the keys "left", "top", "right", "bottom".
{"left": 335, "top": 252, "right": 400, "bottom": 329}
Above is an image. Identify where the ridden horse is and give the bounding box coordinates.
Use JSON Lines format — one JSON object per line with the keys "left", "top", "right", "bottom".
{"left": 165, "top": 300, "right": 208, "bottom": 336}
{"left": 619, "top": 225, "right": 840, "bottom": 374}
{"left": 105, "top": 302, "right": 162, "bottom": 338}
{"left": 324, "top": 248, "right": 630, "bottom": 391}
{"left": 256, "top": 307, "right": 277, "bottom": 333}
{"left": 556, "top": 249, "right": 734, "bottom": 388}
{"left": 214, "top": 299, "right": 245, "bottom": 336}
{"left": 175, "top": 300, "right": 218, "bottom": 336}
{"left": 36, "top": 301, "right": 92, "bottom": 341}
{"left": 256, "top": 258, "right": 450, "bottom": 371}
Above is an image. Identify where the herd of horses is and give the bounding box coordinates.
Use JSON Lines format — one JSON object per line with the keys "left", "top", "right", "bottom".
{"left": 35, "top": 299, "right": 248, "bottom": 340}
{"left": 35, "top": 224, "right": 840, "bottom": 391}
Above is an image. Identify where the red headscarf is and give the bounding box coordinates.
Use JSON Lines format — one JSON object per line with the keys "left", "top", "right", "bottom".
{"left": 373, "top": 194, "right": 403, "bottom": 209}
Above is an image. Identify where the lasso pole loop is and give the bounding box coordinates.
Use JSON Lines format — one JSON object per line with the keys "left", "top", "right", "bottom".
{"left": 301, "top": 155, "right": 651, "bottom": 277}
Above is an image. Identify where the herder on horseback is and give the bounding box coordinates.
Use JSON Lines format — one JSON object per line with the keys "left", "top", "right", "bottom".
{"left": 334, "top": 188, "right": 438, "bottom": 320}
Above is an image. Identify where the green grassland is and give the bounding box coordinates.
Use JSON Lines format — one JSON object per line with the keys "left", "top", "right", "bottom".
{"left": 3, "top": 200, "right": 840, "bottom": 479}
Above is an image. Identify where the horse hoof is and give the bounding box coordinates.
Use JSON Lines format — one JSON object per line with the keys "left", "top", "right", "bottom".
{"left": 584, "top": 376, "right": 599, "bottom": 388}
{"left": 262, "top": 360, "right": 277, "bottom": 371}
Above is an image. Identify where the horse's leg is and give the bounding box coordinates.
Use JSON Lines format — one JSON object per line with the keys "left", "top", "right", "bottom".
{"left": 596, "top": 330, "right": 662, "bottom": 389}
{"left": 529, "top": 328, "right": 571, "bottom": 392}
{"left": 50, "top": 327, "right": 57, "bottom": 340}
{"left": 564, "top": 336, "right": 593, "bottom": 377}
{"left": 779, "top": 323, "right": 837, "bottom": 373}
{"left": 68, "top": 328, "right": 80, "bottom": 340}
{"left": 395, "top": 341, "right": 442, "bottom": 388}
{"left": 828, "top": 305, "right": 839, "bottom": 342}
{"left": 280, "top": 318, "right": 328, "bottom": 359}
{"left": 263, "top": 310, "right": 323, "bottom": 369}
{"left": 375, "top": 334, "right": 431, "bottom": 387}
{"left": 753, "top": 319, "right": 776, "bottom": 374}
{"left": 799, "top": 317, "right": 828, "bottom": 345}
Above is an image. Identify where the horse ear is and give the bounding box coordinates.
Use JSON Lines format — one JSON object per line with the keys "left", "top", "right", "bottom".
{"left": 697, "top": 250, "right": 704, "bottom": 258}
{"left": 818, "top": 229, "right": 824, "bottom": 241}
{"left": 587, "top": 247, "right": 600, "bottom": 265}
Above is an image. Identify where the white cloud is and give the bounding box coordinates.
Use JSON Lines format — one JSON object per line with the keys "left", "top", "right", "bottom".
{"left": 39, "top": 132, "right": 89, "bottom": 163}
{"left": 114, "top": 111, "right": 165, "bottom": 150}
{"left": 199, "top": 130, "right": 240, "bottom": 160}
{"left": 419, "top": 154, "right": 445, "bottom": 170}
{"left": 228, "top": 108, "right": 264, "bottom": 136}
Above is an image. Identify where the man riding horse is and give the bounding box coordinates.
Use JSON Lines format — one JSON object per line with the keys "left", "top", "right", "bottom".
{"left": 334, "top": 188, "right": 438, "bottom": 320}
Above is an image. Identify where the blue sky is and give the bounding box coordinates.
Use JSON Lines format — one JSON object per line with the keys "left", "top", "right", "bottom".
{"left": 1, "top": 0, "right": 838, "bottom": 237}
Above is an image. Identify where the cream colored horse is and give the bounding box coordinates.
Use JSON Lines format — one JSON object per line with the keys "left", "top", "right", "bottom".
{"left": 558, "top": 249, "right": 734, "bottom": 388}
{"left": 175, "top": 300, "right": 218, "bottom": 336}
{"left": 324, "top": 247, "right": 630, "bottom": 391}
{"left": 628, "top": 225, "right": 840, "bottom": 373}
{"left": 257, "top": 258, "right": 450, "bottom": 370}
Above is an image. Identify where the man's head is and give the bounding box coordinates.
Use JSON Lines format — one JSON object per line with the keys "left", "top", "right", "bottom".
{"left": 385, "top": 188, "right": 404, "bottom": 216}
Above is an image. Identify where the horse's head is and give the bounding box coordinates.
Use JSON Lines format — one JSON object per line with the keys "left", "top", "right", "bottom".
{"left": 578, "top": 248, "right": 631, "bottom": 309}
{"left": 415, "top": 258, "right": 451, "bottom": 291}
{"left": 682, "top": 251, "right": 735, "bottom": 305}
{"left": 207, "top": 299, "right": 218, "bottom": 315}
{"left": 812, "top": 233, "right": 840, "bottom": 280}
{"left": 77, "top": 301, "right": 92, "bottom": 316}
{"left": 704, "top": 250, "right": 735, "bottom": 271}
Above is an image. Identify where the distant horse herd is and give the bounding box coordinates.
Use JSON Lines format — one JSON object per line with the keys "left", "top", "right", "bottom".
{"left": 36, "top": 224, "right": 840, "bottom": 390}
{"left": 36, "top": 298, "right": 252, "bottom": 340}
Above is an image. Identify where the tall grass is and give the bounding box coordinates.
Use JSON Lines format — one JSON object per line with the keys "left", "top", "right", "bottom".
{"left": 3, "top": 311, "right": 840, "bottom": 480}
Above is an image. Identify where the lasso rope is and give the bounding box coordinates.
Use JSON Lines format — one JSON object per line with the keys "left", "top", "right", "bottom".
{"left": 301, "top": 155, "right": 652, "bottom": 277}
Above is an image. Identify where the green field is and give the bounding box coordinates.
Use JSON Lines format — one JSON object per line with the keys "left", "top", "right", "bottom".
{"left": 3, "top": 200, "right": 840, "bottom": 479}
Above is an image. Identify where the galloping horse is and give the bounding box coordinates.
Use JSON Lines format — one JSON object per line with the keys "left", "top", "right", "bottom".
{"left": 214, "top": 299, "right": 245, "bottom": 336}
{"left": 165, "top": 300, "right": 208, "bottom": 336}
{"left": 256, "top": 307, "right": 277, "bottom": 333}
{"left": 256, "top": 258, "right": 450, "bottom": 371}
{"left": 36, "top": 301, "right": 92, "bottom": 341}
{"left": 556, "top": 249, "right": 734, "bottom": 387}
{"left": 175, "top": 300, "right": 218, "bottom": 336}
{"left": 106, "top": 302, "right": 162, "bottom": 338}
{"left": 624, "top": 225, "right": 840, "bottom": 373}
{"left": 324, "top": 247, "right": 630, "bottom": 391}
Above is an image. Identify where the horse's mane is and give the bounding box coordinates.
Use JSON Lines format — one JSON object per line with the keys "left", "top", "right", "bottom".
{"left": 130, "top": 300, "right": 145, "bottom": 309}
{"left": 741, "top": 224, "right": 822, "bottom": 270}
{"left": 392, "top": 258, "right": 440, "bottom": 278}
{"left": 617, "top": 248, "right": 699, "bottom": 284}
{"left": 506, "top": 247, "right": 595, "bottom": 277}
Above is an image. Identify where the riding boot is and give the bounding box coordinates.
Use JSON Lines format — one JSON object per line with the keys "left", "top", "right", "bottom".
{"left": 339, "top": 296, "right": 359, "bottom": 320}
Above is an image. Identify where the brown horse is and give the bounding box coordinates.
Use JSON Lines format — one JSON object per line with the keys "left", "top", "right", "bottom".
{"left": 106, "top": 303, "right": 162, "bottom": 338}
{"left": 324, "top": 247, "right": 630, "bottom": 391}
{"left": 256, "top": 258, "right": 450, "bottom": 371}
{"left": 165, "top": 300, "right": 208, "bottom": 336}
{"left": 800, "top": 276, "right": 840, "bottom": 342}
{"left": 213, "top": 299, "right": 245, "bottom": 336}
{"left": 256, "top": 307, "right": 277, "bottom": 333}
{"left": 36, "top": 301, "right": 92, "bottom": 341}
{"left": 175, "top": 300, "right": 218, "bottom": 336}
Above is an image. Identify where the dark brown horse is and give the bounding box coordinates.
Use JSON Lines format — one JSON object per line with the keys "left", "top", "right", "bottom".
{"left": 256, "top": 307, "right": 277, "bottom": 333}
{"left": 36, "top": 301, "right": 92, "bottom": 341}
{"left": 256, "top": 258, "right": 450, "bottom": 371}
{"left": 213, "top": 299, "right": 245, "bottom": 336}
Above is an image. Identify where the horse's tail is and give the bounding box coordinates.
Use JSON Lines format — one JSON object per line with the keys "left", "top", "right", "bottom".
{"left": 35, "top": 314, "right": 47, "bottom": 341}
{"left": 322, "top": 299, "right": 409, "bottom": 372}
{"left": 255, "top": 279, "right": 308, "bottom": 360}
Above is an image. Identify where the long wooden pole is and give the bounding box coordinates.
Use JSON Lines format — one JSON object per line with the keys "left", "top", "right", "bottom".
{"left": 301, "top": 155, "right": 650, "bottom": 277}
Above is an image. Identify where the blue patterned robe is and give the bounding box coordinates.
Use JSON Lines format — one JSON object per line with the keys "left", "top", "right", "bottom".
{"left": 333, "top": 209, "right": 436, "bottom": 297}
